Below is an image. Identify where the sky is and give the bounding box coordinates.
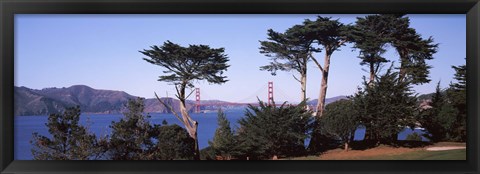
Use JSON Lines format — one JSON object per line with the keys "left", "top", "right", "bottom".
{"left": 15, "top": 14, "right": 466, "bottom": 103}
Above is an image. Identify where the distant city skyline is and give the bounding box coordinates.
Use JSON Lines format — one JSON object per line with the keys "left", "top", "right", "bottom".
{"left": 15, "top": 14, "right": 466, "bottom": 103}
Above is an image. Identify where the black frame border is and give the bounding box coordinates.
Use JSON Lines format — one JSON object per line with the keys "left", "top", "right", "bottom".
{"left": 1, "top": 0, "right": 479, "bottom": 174}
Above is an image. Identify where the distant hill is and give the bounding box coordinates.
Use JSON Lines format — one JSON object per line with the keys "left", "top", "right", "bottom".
{"left": 14, "top": 86, "right": 69, "bottom": 116}
{"left": 417, "top": 92, "right": 436, "bottom": 101}
{"left": 307, "top": 95, "right": 349, "bottom": 107}
{"left": 14, "top": 85, "right": 197, "bottom": 116}
{"left": 15, "top": 85, "right": 355, "bottom": 116}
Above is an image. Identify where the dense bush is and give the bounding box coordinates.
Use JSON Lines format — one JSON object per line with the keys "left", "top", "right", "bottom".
{"left": 419, "top": 63, "right": 466, "bottom": 142}
{"left": 150, "top": 124, "right": 195, "bottom": 160}
{"left": 32, "top": 98, "right": 195, "bottom": 160}
{"left": 106, "top": 98, "right": 195, "bottom": 160}
{"left": 352, "top": 65, "right": 418, "bottom": 145}
{"left": 235, "top": 101, "right": 313, "bottom": 160}
{"left": 106, "top": 98, "right": 156, "bottom": 160}
{"left": 319, "top": 99, "right": 359, "bottom": 151}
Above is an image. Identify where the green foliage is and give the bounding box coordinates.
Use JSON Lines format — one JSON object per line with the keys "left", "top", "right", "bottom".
{"left": 107, "top": 98, "right": 195, "bottom": 160}
{"left": 352, "top": 65, "right": 418, "bottom": 144}
{"left": 32, "top": 98, "right": 195, "bottom": 160}
{"left": 150, "top": 124, "right": 195, "bottom": 160}
{"left": 141, "top": 40, "right": 231, "bottom": 160}
{"left": 259, "top": 24, "right": 320, "bottom": 102}
{"left": 351, "top": 15, "right": 390, "bottom": 81}
{"left": 350, "top": 14, "right": 438, "bottom": 84}
{"left": 418, "top": 81, "right": 449, "bottom": 142}
{"left": 383, "top": 14, "right": 438, "bottom": 84}
{"left": 451, "top": 63, "right": 466, "bottom": 90}
{"left": 406, "top": 132, "right": 423, "bottom": 141}
{"left": 208, "top": 109, "right": 237, "bottom": 159}
{"left": 259, "top": 25, "right": 320, "bottom": 76}
{"left": 419, "top": 62, "right": 466, "bottom": 142}
{"left": 31, "top": 106, "right": 103, "bottom": 160}
{"left": 319, "top": 99, "right": 359, "bottom": 148}
{"left": 199, "top": 146, "right": 216, "bottom": 160}
{"left": 303, "top": 16, "right": 353, "bottom": 54}
{"left": 446, "top": 62, "right": 466, "bottom": 141}
{"left": 140, "top": 40, "right": 230, "bottom": 87}
{"left": 236, "top": 101, "right": 313, "bottom": 159}
{"left": 107, "top": 98, "right": 156, "bottom": 160}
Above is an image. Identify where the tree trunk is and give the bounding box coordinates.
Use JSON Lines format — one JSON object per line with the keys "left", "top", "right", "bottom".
{"left": 316, "top": 52, "right": 331, "bottom": 118}
{"left": 300, "top": 73, "right": 307, "bottom": 103}
{"left": 178, "top": 83, "right": 200, "bottom": 160}
{"left": 369, "top": 62, "right": 375, "bottom": 83}
{"left": 179, "top": 102, "right": 200, "bottom": 160}
{"left": 396, "top": 47, "right": 408, "bottom": 82}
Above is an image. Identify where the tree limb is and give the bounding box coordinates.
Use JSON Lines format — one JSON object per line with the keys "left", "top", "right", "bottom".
{"left": 186, "top": 114, "right": 197, "bottom": 128}
{"left": 175, "top": 85, "right": 181, "bottom": 98}
{"left": 154, "top": 92, "right": 185, "bottom": 125}
{"left": 292, "top": 74, "right": 301, "bottom": 83}
{"left": 310, "top": 53, "right": 324, "bottom": 72}
{"left": 338, "top": 40, "right": 347, "bottom": 47}
{"left": 185, "top": 88, "right": 196, "bottom": 99}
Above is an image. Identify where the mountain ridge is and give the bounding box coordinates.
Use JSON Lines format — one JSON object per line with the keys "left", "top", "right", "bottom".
{"left": 14, "top": 85, "right": 349, "bottom": 116}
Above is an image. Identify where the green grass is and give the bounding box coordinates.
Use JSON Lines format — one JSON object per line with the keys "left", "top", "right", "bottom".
{"left": 368, "top": 149, "right": 466, "bottom": 160}
{"left": 286, "top": 149, "right": 466, "bottom": 160}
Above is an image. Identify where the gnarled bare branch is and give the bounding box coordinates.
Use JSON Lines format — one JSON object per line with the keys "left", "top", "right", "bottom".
{"left": 154, "top": 92, "right": 185, "bottom": 125}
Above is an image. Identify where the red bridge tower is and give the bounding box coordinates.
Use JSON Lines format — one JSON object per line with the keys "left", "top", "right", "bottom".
{"left": 195, "top": 88, "right": 200, "bottom": 113}
{"left": 268, "top": 81, "right": 274, "bottom": 106}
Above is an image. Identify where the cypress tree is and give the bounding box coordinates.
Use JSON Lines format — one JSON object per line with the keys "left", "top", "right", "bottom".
{"left": 352, "top": 65, "right": 418, "bottom": 145}
{"left": 107, "top": 98, "right": 155, "bottom": 160}
{"left": 209, "top": 109, "right": 237, "bottom": 160}
{"left": 319, "top": 99, "right": 359, "bottom": 151}
{"left": 259, "top": 25, "right": 320, "bottom": 102}
{"left": 236, "top": 101, "right": 312, "bottom": 159}
{"left": 141, "top": 41, "right": 230, "bottom": 160}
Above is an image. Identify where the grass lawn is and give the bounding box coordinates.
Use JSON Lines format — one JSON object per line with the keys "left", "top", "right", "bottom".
{"left": 285, "top": 143, "right": 466, "bottom": 160}
{"left": 348, "top": 149, "right": 466, "bottom": 160}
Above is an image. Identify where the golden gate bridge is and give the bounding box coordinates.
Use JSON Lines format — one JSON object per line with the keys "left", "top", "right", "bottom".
{"left": 192, "top": 81, "right": 311, "bottom": 113}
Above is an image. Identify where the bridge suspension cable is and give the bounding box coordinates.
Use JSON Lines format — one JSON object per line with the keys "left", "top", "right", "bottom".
{"left": 194, "top": 81, "right": 300, "bottom": 109}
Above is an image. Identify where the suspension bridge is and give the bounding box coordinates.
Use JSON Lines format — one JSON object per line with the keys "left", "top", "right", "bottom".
{"left": 190, "top": 81, "right": 314, "bottom": 113}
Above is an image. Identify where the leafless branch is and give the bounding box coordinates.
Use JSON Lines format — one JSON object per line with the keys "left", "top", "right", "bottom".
{"left": 174, "top": 85, "right": 181, "bottom": 98}
{"left": 310, "top": 53, "right": 324, "bottom": 72}
{"left": 186, "top": 88, "right": 196, "bottom": 99}
{"left": 154, "top": 92, "right": 185, "bottom": 125}
{"left": 292, "top": 74, "right": 301, "bottom": 83}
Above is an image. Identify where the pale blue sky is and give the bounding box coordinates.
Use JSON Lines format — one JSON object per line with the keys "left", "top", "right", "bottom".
{"left": 15, "top": 14, "right": 466, "bottom": 103}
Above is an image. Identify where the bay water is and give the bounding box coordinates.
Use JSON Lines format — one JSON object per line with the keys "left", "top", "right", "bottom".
{"left": 14, "top": 109, "right": 427, "bottom": 160}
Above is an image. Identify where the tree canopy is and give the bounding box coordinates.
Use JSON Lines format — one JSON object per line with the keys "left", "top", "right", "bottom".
{"left": 319, "top": 99, "right": 359, "bottom": 151}
{"left": 140, "top": 41, "right": 230, "bottom": 88}
{"left": 209, "top": 109, "right": 238, "bottom": 160}
{"left": 107, "top": 98, "right": 156, "bottom": 160}
{"left": 351, "top": 15, "right": 390, "bottom": 82}
{"left": 236, "top": 101, "right": 312, "bottom": 159}
{"left": 31, "top": 106, "right": 103, "bottom": 160}
{"left": 385, "top": 14, "right": 438, "bottom": 84}
{"left": 259, "top": 25, "right": 320, "bottom": 102}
